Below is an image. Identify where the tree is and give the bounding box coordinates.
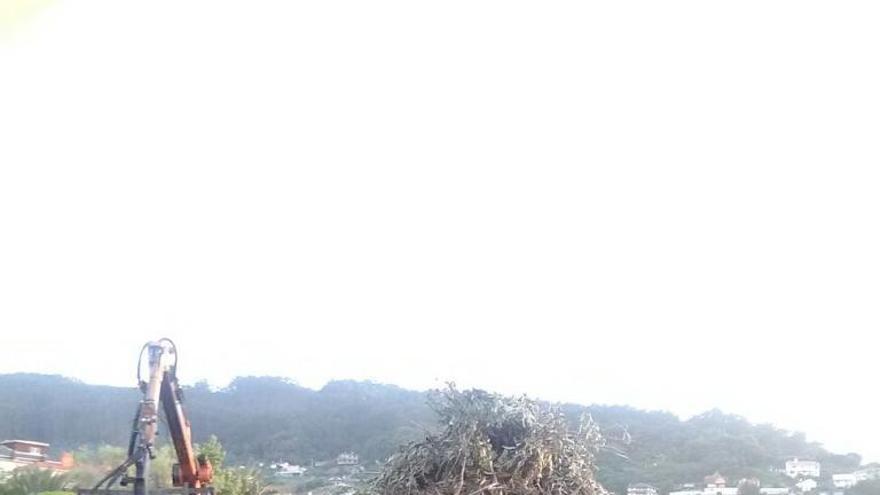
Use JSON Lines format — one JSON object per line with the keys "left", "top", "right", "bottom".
{"left": 198, "top": 435, "right": 227, "bottom": 469}
{"left": 196, "top": 435, "right": 265, "bottom": 495}
{"left": 738, "top": 479, "right": 761, "bottom": 495}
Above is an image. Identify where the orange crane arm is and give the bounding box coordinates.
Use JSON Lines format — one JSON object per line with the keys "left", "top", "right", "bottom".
{"left": 161, "top": 369, "right": 213, "bottom": 487}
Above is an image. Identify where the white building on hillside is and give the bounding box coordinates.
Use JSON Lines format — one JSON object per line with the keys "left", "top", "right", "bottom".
{"left": 705, "top": 473, "right": 727, "bottom": 489}
{"left": 336, "top": 452, "right": 359, "bottom": 465}
{"left": 855, "top": 467, "right": 880, "bottom": 482}
{"left": 628, "top": 483, "right": 658, "bottom": 495}
{"left": 670, "top": 489, "right": 703, "bottom": 495}
{"left": 832, "top": 474, "right": 857, "bottom": 489}
{"left": 796, "top": 479, "right": 818, "bottom": 493}
{"left": 707, "top": 488, "right": 738, "bottom": 495}
{"left": 702, "top": 472, "right": 737, "bottom": 495}
{"left": 760, "top": 488, "right": 790, "bottom": 495}
{"left": 786, "top": 459, "right": 821, "bottom": 478}
{"left": 274, "top": 462, "right": 307, "bottom": 477}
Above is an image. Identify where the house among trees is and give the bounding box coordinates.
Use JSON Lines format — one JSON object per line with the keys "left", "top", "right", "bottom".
{"left": 628, "top": 483, "right": 658, "bottom": 495}
{"left": 271, "top": 462, "right": 307, "bottom": 477}
{"left": 704, "top": 472, "right": 738, "bottom": 495}
{"left": 796, "top": 479, "right": 818, "bottom": 493}
{"left": 786, "top": 459, "right": 821, "bottom": 478}
{"left": 833, "top": 474, "right": 858, "bottom": 489}
{"left": 0, "top": 440, "right": 73, "bottom": 473}
{"left": 854, "top": 467, "right": 880, "bottom": 483}
{"left": 671, "top": 474, "right": 790, "bottom": 495}
{"left": 336, "top": 452, "right": 359, "bottom": 465}
{"left": 705, "top": 473, "right": 727, "bottom": 488}
{"left": 759, "top": 489, "right": 790, "bottom": 495}
{"left": 833, "top": 468, "right": 879, "bottom": 489}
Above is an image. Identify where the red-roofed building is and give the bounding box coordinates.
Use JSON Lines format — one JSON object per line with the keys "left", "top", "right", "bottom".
{"left": 705, "top": 472, "right": 727, "bottom": 489}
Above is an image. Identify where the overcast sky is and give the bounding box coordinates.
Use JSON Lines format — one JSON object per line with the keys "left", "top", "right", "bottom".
{"left": 1, "top": 0, "right": 878, "bottom": 463}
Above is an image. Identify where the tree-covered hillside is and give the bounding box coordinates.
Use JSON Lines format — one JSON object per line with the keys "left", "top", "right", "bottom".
{"left": 0, "top": 374, "right": 865, "bottom": 495}
{"left": 561, "top": 404, "right": 863, "bottom": 494}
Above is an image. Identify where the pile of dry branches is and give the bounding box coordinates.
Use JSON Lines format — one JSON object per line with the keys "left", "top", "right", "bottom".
{"left": 369, "top": 385, "right": 607, "bottom": 495}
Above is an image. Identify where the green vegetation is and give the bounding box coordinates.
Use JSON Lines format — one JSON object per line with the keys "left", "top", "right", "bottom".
{"left": 570, "top": 406, "right": 863, "bottom": 494}
{"left": 0, "top": 467, "right": 69, "bottom": 495}
{"left": 200, "top": 436, "right": 267, "bottom": 495}
{"left": 0, "top": 374, "right": 869, "bottom": 495}
{"left": 64, "top": 436, "right": 264, "bottom": 495}
{"left": 213, "top": 468, "right": 266, "bottom": 495}
{"left": 67, "top": 445, "right": 127, "bottom": 487}
{"left": 199, "top": 435, "right": 227, "bottom": 469}
{"left": 737, "top": 478, "right": 761, "bottom": 495}
{"left": 67, "top": 444, "right": 182, "bottom": 489}
{"left": 850, "top": 480, "right": 880, "bottom": 495}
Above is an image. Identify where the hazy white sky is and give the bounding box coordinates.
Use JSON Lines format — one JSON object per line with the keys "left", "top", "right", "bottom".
{"left": 1, "top": 1, "right": 878, "bottom": 463}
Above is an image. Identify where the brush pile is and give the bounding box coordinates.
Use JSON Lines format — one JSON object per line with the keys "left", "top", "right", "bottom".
{"left": 369, "top": 385, "right": 607, "bottom": 495}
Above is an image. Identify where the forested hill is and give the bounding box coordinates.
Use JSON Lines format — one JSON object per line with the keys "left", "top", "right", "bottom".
{"left": 0, "top": 374, "right": 865, "bottom": 494}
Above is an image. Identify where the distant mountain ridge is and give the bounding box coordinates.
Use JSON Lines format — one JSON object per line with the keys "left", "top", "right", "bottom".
{"left": 0, "top": 373, "right": 866, "bottom": 494}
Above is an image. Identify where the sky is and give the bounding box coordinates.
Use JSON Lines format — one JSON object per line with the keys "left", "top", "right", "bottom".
{"left": 1, "top": 0, "right": 878, "bottom": 463}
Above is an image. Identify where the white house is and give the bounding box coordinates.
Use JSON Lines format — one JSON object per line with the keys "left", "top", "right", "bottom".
{"left": 274, "top": 462, "right": 307, "bottom": 477}
{"left": 336, "top": 452, "right": 359, "bottom": 465}
{"left": 786, "top": 459, "right": 821, "bottom": 478}
{"left": 670, "top": 490, "right": 703, "bottom": 495}
{"left": 705, "top": 473, "right": 727, "bottom": 489}
{"left": 628, "top": 483, "right": 658, "bottom": 495}
{"left": 760, "top": 488, "right": 790, "bottom": 495}
{"left": 796, "top": 479, "right": 818, "bottom": 493}
{"left": 702, "top": 473, "right": 737, "bottom": 495}
{"left": 855, "top": 467, "right": 880, "bottom": 482}
{"left": 832, "top": 474, "right": 857, "bottom": 489}
{"left": 706, "top": 488, "right": 738, "bottom": 495}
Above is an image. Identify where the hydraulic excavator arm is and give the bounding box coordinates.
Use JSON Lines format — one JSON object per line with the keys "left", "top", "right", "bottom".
{"left": 86, "top": 339, "right": 213, "bottom": 495}
{"left": 160, "top": 365, "right": 213, "bottom": 488}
